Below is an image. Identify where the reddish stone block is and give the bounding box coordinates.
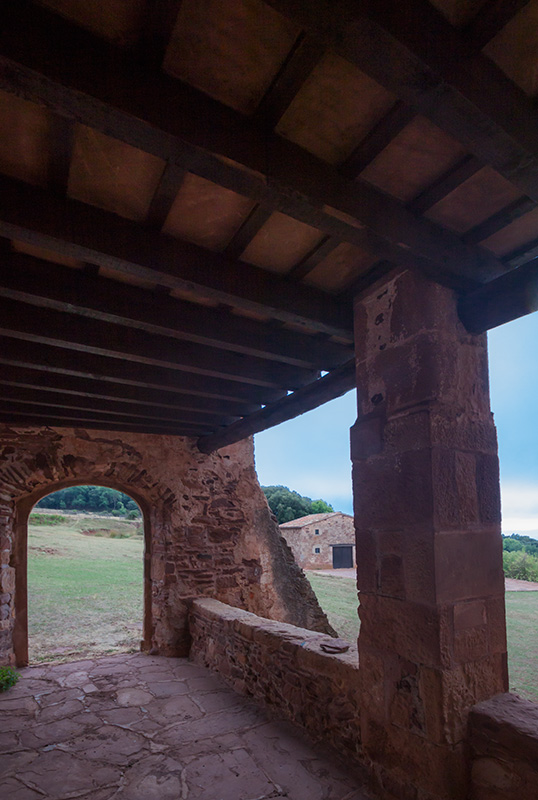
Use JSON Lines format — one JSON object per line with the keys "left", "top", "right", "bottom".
{"left": 350, "top": 415, "right": 384, "bottom": 460}
{"left": 434, "top": 530, "right": 505, "bottom": 604}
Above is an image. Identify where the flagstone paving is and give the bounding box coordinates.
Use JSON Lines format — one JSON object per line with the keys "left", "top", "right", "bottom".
{"left": 0, "top": 653, "right": 369, "bottom": 800}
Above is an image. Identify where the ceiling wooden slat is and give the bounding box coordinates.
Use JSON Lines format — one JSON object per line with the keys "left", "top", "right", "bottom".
{"left": 409, "top": 156, "right": 483, "bottom": 214}
{"left": 0, "top": 250, "right": 352, "bottom": 369}
{"left": 462, "top": 195, "right": 537, "bottom": 244}
{"left": 0, "top": 337, "right": 285, "bottom": 405}
{"left": 1, "top": 365, "right": 255, "bottom": 417}
{"left": 145, "top": 162, "right": 186, "bottom": 230}
{"left": 463, "top": 0, "right": 532, "bottom": 49}
{"left": 0, "top": 297, "right": 318, "bottom": 390}
{"left": 198, "top": 359, "right": 356, "bottom": 453}
{"left": 0, "top": 175, "right": 353, "bottom": 340}
{"left": 0, "top": 2, "right": 503, "bottom": 285}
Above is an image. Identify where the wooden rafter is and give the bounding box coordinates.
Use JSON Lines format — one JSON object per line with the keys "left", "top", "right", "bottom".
{"left": 0, "top": 176, "right": 353, "bottom": 340}
{"left": 0, "top": 252, "right": 352, "bottom": 371}
{"left": 0, "top": 3, "right": 503, "bottom": 286}
{"left": 198, "top": 359, "right": 356, "bottom": 453}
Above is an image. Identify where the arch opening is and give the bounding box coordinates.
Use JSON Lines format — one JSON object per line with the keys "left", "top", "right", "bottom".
{"left": 14, "top": 480, "right": 152, "bottom": 667}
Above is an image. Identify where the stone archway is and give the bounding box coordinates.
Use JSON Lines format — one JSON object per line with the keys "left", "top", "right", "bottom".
{"left": 0, "top": 424, "right": 334, "bottom": 668}
{"left": 14, "top": 478, "right": 152, "bottom": 667}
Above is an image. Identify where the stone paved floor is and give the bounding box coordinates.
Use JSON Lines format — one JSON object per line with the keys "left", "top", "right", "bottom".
{"left": 0, "top": 653, "right": 370, "bottom": 800}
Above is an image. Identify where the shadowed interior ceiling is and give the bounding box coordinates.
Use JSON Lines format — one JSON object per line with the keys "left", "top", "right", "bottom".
{"left": 0, "top": 0, "right": 537, "bottom": 451}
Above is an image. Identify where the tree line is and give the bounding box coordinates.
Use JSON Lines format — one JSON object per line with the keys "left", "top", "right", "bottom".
{"left": 502, "top": 534, "right": 538, "bottom": 582}
{"left": 36, "top": 486, "right": 141, "bottom": 517}
{"left": 262, "top": 485, "right": 334, "bottom": 524}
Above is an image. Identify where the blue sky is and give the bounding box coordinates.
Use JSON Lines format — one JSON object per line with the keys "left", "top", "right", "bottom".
{"left": 254, "top": 310, "right": 538, "bottom": 538}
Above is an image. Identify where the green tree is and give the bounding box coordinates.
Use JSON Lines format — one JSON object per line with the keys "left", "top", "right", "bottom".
{"left": 262, "top": 485, "right": 334, "bottom": 524}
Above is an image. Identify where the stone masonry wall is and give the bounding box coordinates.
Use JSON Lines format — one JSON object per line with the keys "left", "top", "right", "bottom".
{"left": 0, "top": 424, "right": 332, "bottom": 666}
{"left": 189, "top": 598, "right": 363, "bottom": 760}
{"left": 469, "top": 693, "right": 538, "bottom": 800}
{"left": 281, "top": 513, "right": 356, "bottom": 569}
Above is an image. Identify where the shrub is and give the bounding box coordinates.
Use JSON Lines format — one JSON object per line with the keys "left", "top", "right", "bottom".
{"left": 29, "top": 513, "right": 66, "bottom": 525}
{"left": 503, "top": 550, "right": 538, "bottom": 582}
{"left": 0, "top": 666, "right": 20, "bottom": 692}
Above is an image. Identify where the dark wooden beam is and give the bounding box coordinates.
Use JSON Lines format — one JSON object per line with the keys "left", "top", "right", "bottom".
{"left": 0, "top": 250, "right": 352, "bottom": 369}
{"left": 197, "top": 359, "right": 356, "bottom": 452}
{"left": 0, "top": 175, "right": 354, "bottom": 340}
{"left": 253, "top": 32, "right": 325, "bottom": 126}
{"left": 464, "top": 0, "right": 532, "bottom": 50}
{"left": 458, "top": 258, "right": 538, "bottom": 333}
{"left": 340, "top": 101, "right": 416, "bottom": 180}
{"left": 224, "top": 203, "right": 275, "bottom": 260}
{"left": 338, "top": 260, "right": 397, "bottom": 300}
{"left": 0, "top": 3, "right": 503, "bottom": 285}
{"left": 262, "top": 0, "right": 538, "bottom": 204}
{"left": 0, "top": 337, "right": 285, "bottom": 406}
{"left": 138, "top": 0, "right": 184, "bottom": 68}
{"left": 286, "top": 237, "right": 340, "bottom": 281}
{"left": 0, "top": 408, "right": 210, "bottom": 437}
{"left": 503, "top": 238, "right": 538, "bottom": 270}
{"left": 462, "top": 196, "right": 537, "bottom": 245}
{"left": 409, "top": 156, "right": 483, "bottom": 215}
{"left": 48, "top": 113, "right": 74, "bottom": 193}
{"left": 0, "top": 384, "right": 235, "bottom": 427}
{"left": 0, "top": 364, "right": 255, "bottom": 417}
{"left": 145, "top": 162, "right": 186, "bottom": 230}
{"left": 0, "top": 297, "right": 318, "bottom": 389}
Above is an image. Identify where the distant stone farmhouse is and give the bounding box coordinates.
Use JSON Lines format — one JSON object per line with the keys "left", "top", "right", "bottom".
{"left": 279, "top": 512, "right": 355, "bottom": 570}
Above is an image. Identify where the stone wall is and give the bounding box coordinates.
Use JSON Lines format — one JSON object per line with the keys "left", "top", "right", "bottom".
{"left": 0, "top": 424, "right": 332, "bottom": 666}
{"left": 280, "top": 512, "right": 356, "bottom": 569}
{"left": 469, "top": 693, "right": 538, "bottom": 800}
{"left": 189, "top": 597, "right": 363, "bottom": 759}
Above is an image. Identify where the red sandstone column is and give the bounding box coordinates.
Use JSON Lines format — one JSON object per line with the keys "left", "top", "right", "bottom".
{"left": 351, "top": 269, "right": 508, "bottom": 800}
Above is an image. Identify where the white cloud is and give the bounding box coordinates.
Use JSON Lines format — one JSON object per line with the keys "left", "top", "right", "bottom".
{"left": 501, "top": 481, "right": 538, "bottom": 536}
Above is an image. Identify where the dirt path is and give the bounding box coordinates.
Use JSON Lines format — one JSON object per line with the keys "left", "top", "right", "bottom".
{"left": 310, "top": 569, "right": 538, "bottom": 591}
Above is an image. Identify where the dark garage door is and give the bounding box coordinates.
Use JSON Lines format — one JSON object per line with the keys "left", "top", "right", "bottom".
{"left": 332, "top": 545, "right": 353, "bottom": 569}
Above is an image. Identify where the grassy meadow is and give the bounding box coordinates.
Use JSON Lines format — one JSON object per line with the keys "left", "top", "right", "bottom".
{"left": 307, "top": 572, "right": 538, "bottom": 704}
{"left": 28, "top": 515, "right": 144, "bottom": 663}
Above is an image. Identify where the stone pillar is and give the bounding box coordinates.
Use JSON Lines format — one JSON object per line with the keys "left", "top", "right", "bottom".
{"left": 351, "top": 269, "right": 507, "bottom": 800}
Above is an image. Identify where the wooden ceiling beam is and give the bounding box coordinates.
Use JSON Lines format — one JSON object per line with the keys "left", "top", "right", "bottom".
{"left": 0, "top": 3, "right": 502, "bottom": 286}
{"left": 409, "top": 156, "right": 483, "bottom": 215}
{"left": 0, "top": 337, "right": 285, "bottom": 406}
{"left": 340, "top": 101, "right": 416, "bottom": 180}
{"left": 145, "top": 162, "right": 186, "bottom": 230}
{"left": 0, "top": 250, "right": 352, "bottom": 370}
{"left": 197, "top": 359, "right": 356, "bottom": 453}
{"left": 0, "top": 408, "right": 210, "bottom": 438}
{"left": 0, "top": 176, "right": 353, "bottom": 341}
{"left": 503, "top": 238, "right": 538, "bottom": 270}
{"left": 0, "top": 384, "right": 235, "bottom": 427}
{"left": 224, "top": 203, "right": 275, "bottom": 260}
{"left": 462, "top": 196, "right": 537, "bottom": 245}
{"left": 48, "top": 113, "right": 74, "bottom": 194}
{"left": 458, "top": 258, "right": 538, "bottom": 333}
{"left": 0, "top": 297, "right": 318, "bottom": 390}
{"left": 286, "top": 237, "right": 340, "bottom": 281}
{"left": 263, "top": 0, "right": 538, "bottom": 204}
{"left": 1, "top": 365, "right": 254, "bottom": 417}
{"left": 463, "top": 0, "right": 532, "bottom": 50}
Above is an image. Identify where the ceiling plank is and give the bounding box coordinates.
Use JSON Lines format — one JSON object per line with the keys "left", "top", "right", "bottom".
{"left": 458, "top": 258, "right": 538, "bottom": 333}
{"left": 262, "top": 0, "right": 538, "bottom": 204}
{"left": 48, "top": 112, "right": 74, "bottom": 194}
{"left": 286, "top": 237, "right": 340, "bottom": 281}
{"left": 0, "top": 337, "right": 286, "bottom": 406}
{"left": 0, "top": 297, "right": 318, "bottom": 389}
{"left": 0, "top": 365, "right": 254, "bottom": 417}
{"left": 0, "top": 250, "right": 352, "bottom": 370}
{"left": 0, "top": 408, "right": 210, "bottom": 437}
{"left": 145, "top": 162, "right": 186, "bottom": 230}
{"left": 224, "top": 203, "right": 275, "bottom": 260}
{"left": 0, "top": 175, "right": 354, "bottom": 340}
{"left": 197, "top": 359, "right": 355, "bottom": 453}
{"left": 0, "top": 3, "right": 503, "bottom": 285}
{"left": 0, "top": 384, "right": 235, "bottom": 427}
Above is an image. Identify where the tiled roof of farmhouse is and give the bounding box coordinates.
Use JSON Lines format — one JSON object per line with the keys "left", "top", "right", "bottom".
{"left": 279, "top": 512, "right": 352, "bottom": 528}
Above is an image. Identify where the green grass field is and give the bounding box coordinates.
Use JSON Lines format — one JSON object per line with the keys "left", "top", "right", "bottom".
{"left": 307, "top": 572, "right": 538, "bottom": 703}
{"left": 27, "top": 521, "right": 538, "bottom": 703}
{"left": 28, "top": 517, "right": 144, "bottom": 663}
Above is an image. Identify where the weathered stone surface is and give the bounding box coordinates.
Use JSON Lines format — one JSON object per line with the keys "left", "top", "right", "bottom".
{"left": 352, "top": 269, "right": 508, "bottom": 800}
{"left": 0, "top": 654, "right": 367, "bottom": 800}
{"left": 0, "top": 425, "right": 333, "bottom": 666}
